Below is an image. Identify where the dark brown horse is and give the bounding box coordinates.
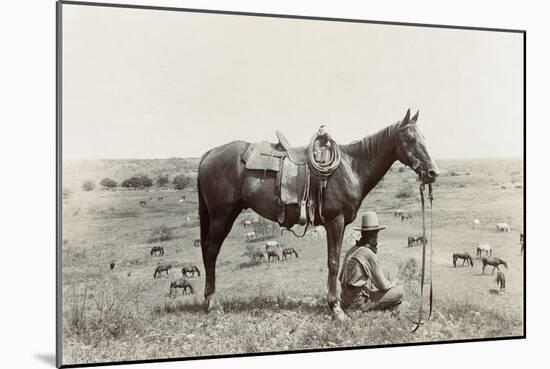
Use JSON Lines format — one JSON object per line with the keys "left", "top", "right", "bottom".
{"left": 197, "top": 109, "right": 439, "bottom": 320}
{"left": 170, "top": 278, "right": 194, "bottom": 296}
{"left": 482, "top": 257, "right": 508, "bottom": 275}
{"left": 181, "top": 264, "right": 201, "bottom": 277}
{"left": 453, "top": 252, "right": 474, "bottom": 267}
{"left": 282, "top": 247, "right": 299, "bottom": 260}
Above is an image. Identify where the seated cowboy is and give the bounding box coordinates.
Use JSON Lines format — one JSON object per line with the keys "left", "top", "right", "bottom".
{"left": 339, "top": 211, "right": 404, "bottom": 312}
{"left": 313, "top": 125, "right": 332, "bottom": 165}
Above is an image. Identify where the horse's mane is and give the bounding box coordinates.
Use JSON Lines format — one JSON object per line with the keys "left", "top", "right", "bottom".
{"left": 344, "top": 122, "right": 401, "bottom": 158}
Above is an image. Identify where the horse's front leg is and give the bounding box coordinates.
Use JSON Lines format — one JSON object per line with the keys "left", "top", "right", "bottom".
{"left": 325, "top": 215, "right": 346, "bottom": 321}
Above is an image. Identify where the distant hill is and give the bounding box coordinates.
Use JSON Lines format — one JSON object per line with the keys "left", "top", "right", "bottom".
{"left": 63, "top": 158, "right": 200, "bottom": 190}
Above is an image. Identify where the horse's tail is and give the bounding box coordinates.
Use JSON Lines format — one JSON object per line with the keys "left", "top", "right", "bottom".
{"left": 198, "top": 151, "right": 211, "bottom": 254}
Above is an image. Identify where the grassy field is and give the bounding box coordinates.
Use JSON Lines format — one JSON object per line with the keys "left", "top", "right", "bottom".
{"left": 61, "top": 158, "right": 524, "bottom": 366}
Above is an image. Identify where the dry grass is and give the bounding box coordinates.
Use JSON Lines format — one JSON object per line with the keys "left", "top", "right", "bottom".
{"left": 61, "top": 158, "right": 524, "bottom": 365}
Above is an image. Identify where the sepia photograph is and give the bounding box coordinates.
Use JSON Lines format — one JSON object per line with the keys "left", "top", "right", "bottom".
{"left": 57, "top": 1, "right": 524, "bottom": 367}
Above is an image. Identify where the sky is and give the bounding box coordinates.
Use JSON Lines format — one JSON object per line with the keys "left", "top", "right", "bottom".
{"left": 61, "top": 4, "right": 524, "bottom": 160}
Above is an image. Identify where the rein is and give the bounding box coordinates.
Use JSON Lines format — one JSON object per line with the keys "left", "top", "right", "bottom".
{"left": 411, "top": 182, "right": 434, "bottom": 333}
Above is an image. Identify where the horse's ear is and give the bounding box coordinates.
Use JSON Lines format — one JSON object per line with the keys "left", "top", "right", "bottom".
{"left": 401, "top": 109, "right": 411, "bottom": 125}
{"left": 411, "top": 110, "right": 419, "bottom": 123}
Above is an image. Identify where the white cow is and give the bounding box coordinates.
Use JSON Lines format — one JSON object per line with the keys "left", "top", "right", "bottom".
{"left": 477, "top": 244, "right": 492, "bottom": 257}
{"left": 245, "top": 231, "right": 256, "bottom": 242}
{"left": 472, "top": 219, "right": 481, "bottom": 229}
{"left": 496, "top": 223, "right": 511, "bottom": 232}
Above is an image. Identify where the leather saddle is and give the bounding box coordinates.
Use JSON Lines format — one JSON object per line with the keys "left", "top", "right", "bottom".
{"left": 275, "top": 130, "right": 310, "bottom": 165}
{"left": 241, "top": 129, "right": 340, "bottom": 230}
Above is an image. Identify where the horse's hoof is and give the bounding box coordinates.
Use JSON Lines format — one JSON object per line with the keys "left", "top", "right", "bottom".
{"left": 206, "top": 299, "right": 224, "bottom": 314}
{"left": 332, "top": 310, "right": 348, "bottom": 322}
{"left": 333, "top": 312, "right": 348, "bottom": 322}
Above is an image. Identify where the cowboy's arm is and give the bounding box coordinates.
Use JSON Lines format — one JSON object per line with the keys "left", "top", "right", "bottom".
{"left": 365, "top": 255, "right": 393, "bottom": 292}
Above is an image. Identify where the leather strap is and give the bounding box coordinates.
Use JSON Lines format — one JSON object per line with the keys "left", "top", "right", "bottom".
{"left": 411, "top": 183, "right": 434, "bottom": 333}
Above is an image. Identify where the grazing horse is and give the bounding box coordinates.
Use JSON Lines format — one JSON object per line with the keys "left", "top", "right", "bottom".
{"left": 154, "top": 263, "right": 172, "bottom": 278}
{"left": 407, "top": 234, "right": 426, "bottom": 247}
{"left": 252, "top": 249, "right": 265, "bottom": 262}
{"left": 472, "top": 219, "right": 481, "bottom": 229}
{"left": 496, "top": 270, "right": 506, "bottom": 293}
{"left": 496, "top": 271, "right": 506, "bottom": 293}
{"left": 394, "top": 209, "right": 405, "bottom": 217}
{"left": 170, "top": 278, "right": 194, "bottom": 296}
{"left": 150, "top": 246, "right": 165, "bottom": 256}
{"left": 477, "top": 244, "right": 492, "bottom": 257}
{"left": 181, "top": 265, "right": 201, "bottom": 277}
{"left": 139, "top": 200, "right": 146, "bottom": 206}
{"left": 481, "top": 256, "right": 508, "bottom": 275}
{"left": 193, "top": 238, "right": 201, "bottom": 247}
{"left": 414, "top": 234, "right": 427, "bottom": 245}
{"left": 266, "top": 240, "right": 283, "bottom": 262}
{"left": 453, "top": 252, "right": 474, "bottom": 267}
{"left": 197, "top": 109, "right": 439, "bottom": 319}
{"left": 401, "top": 213, "right": 413, "bottom": 221}
{"left": 496, "top": 223, "right": 511, "bottom": 232}
{"left": 282, "top": 247, "right": 299, "bottom": 260}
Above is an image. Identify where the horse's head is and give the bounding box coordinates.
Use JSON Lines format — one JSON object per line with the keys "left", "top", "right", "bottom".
{"left": 395, "top": 109, "right": 440, "bottom": 184}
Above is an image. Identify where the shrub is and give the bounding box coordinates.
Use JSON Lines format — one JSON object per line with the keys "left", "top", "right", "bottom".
{"left": 65, "top": 280, "right": 144, "bottom": 343}
{"left": 398, "top": 167, "right": 405, "bottom": 173}
{"left": 395, "top": 187, "right": 413, "bottom": 199}
{"left": 157, "top": 176, "right": 169, "bottom": 187}
{"left": 149, "top": 225, "right": 174, "bottom": 243}
{"left": 81, "top": 180, "right": 95, "bottom": 192}
{"left": 173, "top": 174, "right": 192, "bottom": 190}
{"left": 100, "top": 177, "right": 117, "bottom": 189}
{"left": 121, "top": 175, "right": 153, "bottom": 189}
{"left": 398, "top": 258, "right": 421, "bottom": 287}
{"left": 253, "top": 218, "right": 276, "bottom": 237}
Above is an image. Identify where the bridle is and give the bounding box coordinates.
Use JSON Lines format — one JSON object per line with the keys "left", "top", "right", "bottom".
{"left": 398, "top": 124, "right": 426, "bottom": 181}
{"left": 398, "top": 123, "right": 435, "bottom": 332}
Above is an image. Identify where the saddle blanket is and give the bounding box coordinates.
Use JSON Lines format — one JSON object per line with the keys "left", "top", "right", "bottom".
{"left": 242, "top": 141, "right": 284, "bottom": 172}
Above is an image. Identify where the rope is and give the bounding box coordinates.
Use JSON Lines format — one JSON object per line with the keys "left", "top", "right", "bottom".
{"left": 307, "top": 134, "right": 341, "bottom": 178}
{"left": 308, "top": 134, "right": 341, "bottom": 223}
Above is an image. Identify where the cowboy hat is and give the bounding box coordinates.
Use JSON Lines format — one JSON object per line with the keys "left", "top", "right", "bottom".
{"left": 353, "top": 211, "right": 386, "bottom": 232}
